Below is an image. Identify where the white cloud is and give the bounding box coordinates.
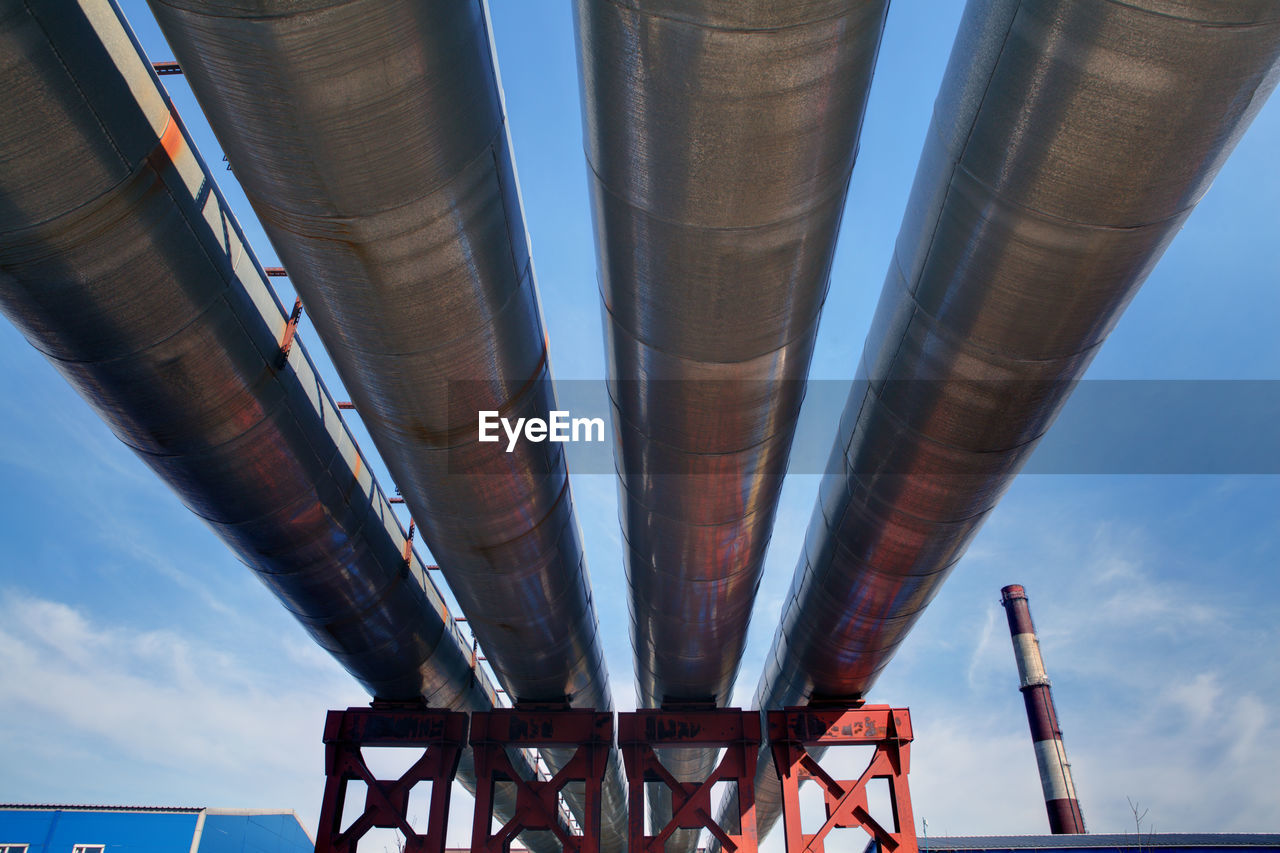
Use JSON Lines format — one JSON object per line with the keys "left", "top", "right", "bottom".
{"left": 909, "top": 719, "right": 1049, "bottom": 836}
{"left": 0, "top": 589, "right": 611, "bottom": 850}
{"left": 965, "top": 604, "right": 1002, "bottom": 690}
{"left": 1069, "top": 687, "right": 1280, "bottom": 833}
{"left": 853, "top": 477, "right": 1280, "bottom": 838}
{"left": 1163, "top": 672, "right": 1223, "bottom": 725}
{"left": 0, "top": 590, "right": 364, "bottom": 830}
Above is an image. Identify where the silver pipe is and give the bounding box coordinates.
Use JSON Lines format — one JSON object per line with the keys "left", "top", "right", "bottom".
{"left": 0, "top": 2, "right": 552, "bottom": 848}
{"left": 574, "top": 2, "right": 887, "bottom": 847}
{"left": 727, "top": 0, "right": 1280, "bottom": 842}
{"left": 142, "top": 0, "right": 626, "bottom": 847}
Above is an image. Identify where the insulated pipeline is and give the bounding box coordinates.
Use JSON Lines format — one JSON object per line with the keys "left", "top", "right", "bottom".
{"left": 575, "top": 2, "right": 887, "bottom": 846}
{"left": 144, "top": 0, "right": 627, "bottom": 846}
{"left": 0, "top": 0, "right": 551, "bottom": 847}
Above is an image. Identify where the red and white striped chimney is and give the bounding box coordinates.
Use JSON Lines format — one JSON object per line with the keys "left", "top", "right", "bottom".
{"left": 1000, "top": 584, "right": 1085, "bottom": 834}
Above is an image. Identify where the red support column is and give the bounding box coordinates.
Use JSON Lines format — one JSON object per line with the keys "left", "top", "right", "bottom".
{"left": 769, "top": 705, "right": 917, "bottom": 853}
{"left": 618, "top": 708, "right": 761, "bottom": 853}
{"left": 315, "top": 702, "right": 468, "bottom": 853}
{"left": 469, "top": 708, "right": 613, "bottom": 853}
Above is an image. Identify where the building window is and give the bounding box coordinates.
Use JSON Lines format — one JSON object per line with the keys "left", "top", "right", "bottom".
{"left": 72, "top": 845, "right": 104, "bottom": 853}
{"left": 0, "top": 845, "right": 30, "bottom": 853}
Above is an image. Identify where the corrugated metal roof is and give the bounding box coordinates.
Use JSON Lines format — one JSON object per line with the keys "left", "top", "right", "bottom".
{"left": 0, "top": 806, "right": 304, "bottom": 817}
{"left": 919, "top": 835, "right": 1280, "bottom": 849}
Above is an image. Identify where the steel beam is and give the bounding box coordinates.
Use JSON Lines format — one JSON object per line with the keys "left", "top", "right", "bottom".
{"left": 470, "top": 709, "right": 614, "bottom": 853}
{"left": 619, "top": 709, "right": 762, "bottom": 853}
{"left": 317, "top": 704, "right": 468, "bottom": 853}
{"left": 769, "top": 706, "right": 915, "bottom": 853}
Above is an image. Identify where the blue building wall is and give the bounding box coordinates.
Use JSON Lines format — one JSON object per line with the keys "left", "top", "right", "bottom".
{"left": 0, "top": 808, "right": 312, "bottom": 853}
{"left": 0, "top": 808, "right": 200, "bottom": 853}
{"left": 198, "top": 813, "right": 312, "bottom": 853}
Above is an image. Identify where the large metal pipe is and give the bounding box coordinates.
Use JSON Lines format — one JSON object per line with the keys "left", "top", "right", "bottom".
{"left": 0, "top": 2, "right": 552, "bottom": 848}
{"left": 574, "top": 2, "right": 887, "bottom": 846}
{"left": 143, "top": 0, "right": 626, "bottom": 846}
{"left": 1001, "top": 584, "right": 1085, "bottom": 834}
{"left": 723, "top": 0, "right": 1280, "bottom": 842}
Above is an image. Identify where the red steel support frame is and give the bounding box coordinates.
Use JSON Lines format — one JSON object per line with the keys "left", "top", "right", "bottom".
{"left": 619, "top": 708, "right": 761, "bottom": 853}
{"left": 469, "top": 708, "right": 613, "bottom": 853}
{"left": 316, "top": 703, "right": 468, "bottom": 853}
{"left": 769, "top": 705, "right": 916, "bottom": 853}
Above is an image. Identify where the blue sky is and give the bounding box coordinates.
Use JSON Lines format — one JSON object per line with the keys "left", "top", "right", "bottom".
{"left": 1, "top": 0, "right": 1277, "bottom": 848}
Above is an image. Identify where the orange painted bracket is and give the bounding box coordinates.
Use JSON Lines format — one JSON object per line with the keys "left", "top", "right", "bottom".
{"left": 402, "top": 519, "right": 416, "bottom": 564}
{"left": 769, "top": 705, "right": 917, "bottom": 853}
{"left": 277, "top": 297, "right": 303, "bottom": 367}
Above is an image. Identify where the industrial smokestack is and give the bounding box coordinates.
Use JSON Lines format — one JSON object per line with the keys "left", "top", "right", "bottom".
{"left": 1001, "top": 584, "right": 1086, "bottom": 834}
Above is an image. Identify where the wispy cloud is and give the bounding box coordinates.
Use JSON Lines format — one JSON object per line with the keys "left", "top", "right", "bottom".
{"left": 0, "top": 590, "right": 364, "bottom": 830}
{"left": 860, "top": 476, "right": 1280, "bottom": 836}
{"left": 1072, "top": 685, "right": 1280, "bottom": 833}
{"left": 966, "top": 604, "right": 1002, "bottom": 690}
